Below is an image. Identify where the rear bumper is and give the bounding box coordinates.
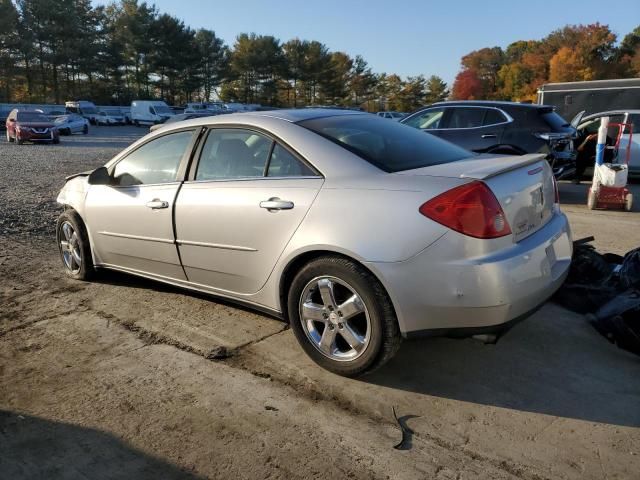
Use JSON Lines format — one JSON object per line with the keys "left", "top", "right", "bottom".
{"left": 368, "top": 212, "right": 572, "bottom": 336}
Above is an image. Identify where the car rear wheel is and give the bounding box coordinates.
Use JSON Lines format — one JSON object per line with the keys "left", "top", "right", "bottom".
{"left": 288, "top": 256, "right": 400, "bottom": 377}
{"left": 56, "top": 211, "right": 94, "bottom": 281}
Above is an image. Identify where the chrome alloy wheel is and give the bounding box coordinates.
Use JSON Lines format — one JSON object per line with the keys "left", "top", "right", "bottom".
{"left": 60, "top": 221, "right": 82, "bottom": 273}
{"left": 299, "top": 276, "right": 371, "bottom": 361}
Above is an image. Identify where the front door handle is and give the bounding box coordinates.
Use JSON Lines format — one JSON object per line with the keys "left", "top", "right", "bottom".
{"left": 259, "top": 198, "right": 294, "bottom": 211}
{"left": 146, "top": 199, "right": 169, "bottom": 209}
{"left": 481, "top": 133, "right": 497, "bottom": 139}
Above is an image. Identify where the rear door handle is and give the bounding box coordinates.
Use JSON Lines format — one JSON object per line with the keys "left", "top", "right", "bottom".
{"left": 146, "top": 199, "right": 169, "bottom": 209}
{"left": 481, "top": 134, "right": 497, "bottom": 139}
{"left": 259, "top": 198, "right": 294, "bottom": 211}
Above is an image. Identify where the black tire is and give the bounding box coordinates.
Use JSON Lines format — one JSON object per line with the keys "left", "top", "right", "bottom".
{"left": 287, "top": 256, "right": 401, "bottom": 377}
{"left": 53, "top": 137, "right": 60, "bottom": 144}
{"left": 60, "top": 128, "right": 70, "bottom": 136}
{"left": 56, "top": 210, "right": 94, "bottom": 281}
{"left": 17, "top": 137, "right": 24, "bottom": 145}
{"left": 625, "top": 193, "right": 633, "bottom": 212}
{"left": 82, "top": 125, "right": 89, "bottom": 134}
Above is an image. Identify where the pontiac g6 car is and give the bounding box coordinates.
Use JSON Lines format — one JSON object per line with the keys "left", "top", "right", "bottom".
{"left": 56, "top": 109, "right": 572, "bottom": 376}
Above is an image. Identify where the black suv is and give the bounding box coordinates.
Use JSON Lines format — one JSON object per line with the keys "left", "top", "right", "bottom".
{"left": 401, "top": 101, "right": 577, "bottom": 179}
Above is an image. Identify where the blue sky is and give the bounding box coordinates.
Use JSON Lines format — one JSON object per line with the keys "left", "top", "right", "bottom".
{"left": 95, "top": 0, "right": 639, "bottom": 85}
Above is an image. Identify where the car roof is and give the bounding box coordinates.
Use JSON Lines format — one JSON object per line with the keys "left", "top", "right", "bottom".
{"left": 244, "top": 108, "right": 368, "bottom": 123}
{"left": 430, "top": 100, "right": 551, "bottom": 110}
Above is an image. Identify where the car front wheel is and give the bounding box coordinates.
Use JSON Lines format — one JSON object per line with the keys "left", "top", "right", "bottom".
{"left": 288, "top": 256, "right": 400, "bottom": 377}
{"left": 56, "top": 211, "right": 94, "bottom": 281}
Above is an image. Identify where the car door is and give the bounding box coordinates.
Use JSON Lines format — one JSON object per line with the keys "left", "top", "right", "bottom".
{"left": 175, "top": 128, "right": 323, "bottom": 294}
{"left": 436, "top": 107, "right": 507, "bottom": 152}
{"left": 84, "top": 129, "right": 198, "bottom": 279}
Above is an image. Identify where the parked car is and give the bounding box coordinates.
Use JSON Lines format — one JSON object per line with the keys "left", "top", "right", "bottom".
{"left": 401, "top": 101, "right": 577, "bottom": 179}
{"left": 376, "top": 111, "right": 405, "bottom": 121}
{"left": 183, "top": 102, "right": 224, "bottom": 114}
{"left": 54, "top": 114, "right": 89, "bottom": 135}
{"left": 573, "top": 109, "right": 640, "bottom": 179}
{"left": 56, "top": 109, "right": 572, "bottom": 376}
{"left": 120, "top": 107, "right": 132, "bottom": 124}
{"left": 149, "top": 113, "right": 218, "bottom": 132}
{"left": 0, "top": 106, "right": 10, "bottom": 130}
{"left": 6, "top": 108, "right": 60, "bottom": 144}
{"left": 131, "top": 100, "right": 175, "bottom": 126}
{"left": 97, "top": 108, "right": 125, "bottom": 125}
{"left": 65, "top": 100, "right": 99, "bottom": 125}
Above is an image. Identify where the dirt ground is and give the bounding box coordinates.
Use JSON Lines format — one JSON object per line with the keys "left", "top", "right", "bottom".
{"left": 1, "top": 127, "right": 639, "bottom": 479}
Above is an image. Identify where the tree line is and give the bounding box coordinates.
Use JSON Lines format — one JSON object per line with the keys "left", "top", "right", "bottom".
{"left": 451, "top": 23, "right": 640, "bottom": 102}
{"left": 0, "top": 0, "right": 448, "bottom": 111}
{"left": 1, "top": 1, "right": 638, "bottom": 110}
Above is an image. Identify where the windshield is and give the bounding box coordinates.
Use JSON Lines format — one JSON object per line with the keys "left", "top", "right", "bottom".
{"left": 154, "top": 105, "right": 172, "bottom": 114}
{"left": 17, "top": 112, "right": 50, "bottom": 122}
{"left": 298, "top": 114, "right": 471, "bottom": 172}
{"left": 103, "top": 109, "right": 121, "bottom": 115}
{"left": 82, "top": 106, "right": 98, "bottom": 114}
{"left": 53, "top": 116, "right": 69, "bottom": 123}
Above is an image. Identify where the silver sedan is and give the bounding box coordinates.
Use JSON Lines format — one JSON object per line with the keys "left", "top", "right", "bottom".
{"left": 56, "top": 109, "right": 572, "bottom": 376}
{"left": 53, "top": 114, "right": 89, "bottom": 135}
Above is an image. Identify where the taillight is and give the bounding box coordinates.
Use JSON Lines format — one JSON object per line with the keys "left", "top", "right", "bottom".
{"left": 419, "top": 181, "right": 512, "bottom": 239}
{"left": 552, "top": 175, "right": 560, "bottom": 204}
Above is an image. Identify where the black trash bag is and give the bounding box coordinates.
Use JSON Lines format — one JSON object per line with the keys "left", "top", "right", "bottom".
{"left": 619, "top": 247, "right": 640, "bottom": 290}
{"left": 554, "top": 242, "right": 619, "bottom": 313}
{"left": 588, "top": 289, "right": 640, "bottom": 357}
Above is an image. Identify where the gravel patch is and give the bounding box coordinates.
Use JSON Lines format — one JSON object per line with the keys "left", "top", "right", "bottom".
{"left": 0, "top": 126, "right": 145, "bottom": 238}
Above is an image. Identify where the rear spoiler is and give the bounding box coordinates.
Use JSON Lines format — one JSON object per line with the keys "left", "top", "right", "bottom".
{"left": 460, "top": 154, "right": 546, "bottom": 180}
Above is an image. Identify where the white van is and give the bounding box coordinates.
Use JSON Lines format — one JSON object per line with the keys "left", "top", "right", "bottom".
{"left": 130, "top": 100, "right": 175, "bottom": 126}
{"left": 65, "top": 100, "right": 99, "bottom": 124}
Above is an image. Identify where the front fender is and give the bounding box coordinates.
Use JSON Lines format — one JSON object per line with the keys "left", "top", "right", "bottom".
{"left": 56, "top": 175, "right": 89, "bottom": 217}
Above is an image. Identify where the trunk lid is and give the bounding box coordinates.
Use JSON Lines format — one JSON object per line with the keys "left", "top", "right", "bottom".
{"left": 399, "top": 153, "right": 556, "bottom": 242}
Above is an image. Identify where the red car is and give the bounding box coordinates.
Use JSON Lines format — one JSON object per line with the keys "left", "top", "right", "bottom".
{"left": 5, "top": 109, "right": 60, "bottom": 145}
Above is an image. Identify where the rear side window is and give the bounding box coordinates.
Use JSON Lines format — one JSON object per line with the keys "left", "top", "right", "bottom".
{"left": 299, "top": 115, "right": 470, "bottom": 173}
{"left": 483, "top": 109, "right": 507, "bottom": 126}
{"left": 267, "top": 144, "right": 315, "bottom": 177}
{"left": 445, "top": 108, "right": 485, "bottom": 128}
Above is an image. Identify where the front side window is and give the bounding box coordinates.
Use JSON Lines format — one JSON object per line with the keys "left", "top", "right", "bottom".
{"left": 113, "top": 130, "right": 194, "bottom": 186}
{"left": 445, "top": 107, "right": 485, "bottom": 129}
{"left": 402, "top": 108, "right": 444, "bottom": 130}
{"left": 300, "top": 114, "right": 470, "bottom": 173}
{"left": 196, "top": 129, "right": 272, "bottom": 180}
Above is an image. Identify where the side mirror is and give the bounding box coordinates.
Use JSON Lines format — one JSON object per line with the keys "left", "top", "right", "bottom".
{"left": 87, "top": 166, "right": 111, "bottom": 185}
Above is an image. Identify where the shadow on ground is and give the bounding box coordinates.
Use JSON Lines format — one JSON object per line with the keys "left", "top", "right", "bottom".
{"left": 0, "top": 410, "right": 202, "bottom": 479}
{"left": 363, "top": 303, "right": 640, "bottom": 427}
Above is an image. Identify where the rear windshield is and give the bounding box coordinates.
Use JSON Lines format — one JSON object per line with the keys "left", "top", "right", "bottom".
{"left": 17, "top": 112, "right": 50, "bottom": 122}
{"left": 298, "top": 115, "right": 470, "bottom": 172}
{"left": 541, "top": 111, "right": 572, "bottom": 132}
